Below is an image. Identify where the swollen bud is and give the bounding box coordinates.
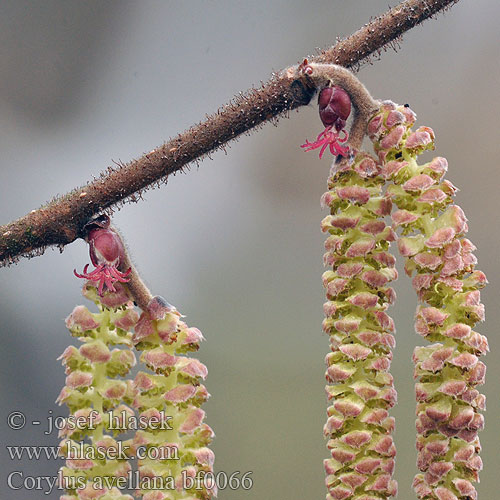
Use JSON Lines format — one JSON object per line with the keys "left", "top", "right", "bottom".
{"left": 85, "top": 216, "right": 126, "bottom": 268}
{"left": 74, "top": 215, "right": 132, "bottom": 296}
{"left": 318, "top": 86, "right": 352, "bottom": 131}
{"left": 301, "top": 86, "right": 352, "bottom": 158}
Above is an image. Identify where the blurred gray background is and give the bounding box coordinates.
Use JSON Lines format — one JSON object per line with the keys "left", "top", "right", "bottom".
{"left": 1, "top": 1, "right": 499, "bottom": 498}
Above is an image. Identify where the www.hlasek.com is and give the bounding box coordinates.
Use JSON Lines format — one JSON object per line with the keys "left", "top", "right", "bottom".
{"left": 7, "top": 468, "right": 254, "bottom": 495}
{"left": 7, "top": 441, "right": 183, "bottom": 461}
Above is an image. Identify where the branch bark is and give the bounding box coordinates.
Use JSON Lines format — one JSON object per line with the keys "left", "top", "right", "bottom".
{"left": 0, "top": 0, "right": 459, "bottom": 266}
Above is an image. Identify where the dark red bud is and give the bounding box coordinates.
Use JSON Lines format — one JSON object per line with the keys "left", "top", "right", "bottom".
{"left": 88, "top": 228, "right": 126, "bottom": 268}
{"left": 318, "top": 86, "right": 351, "bottom": 130}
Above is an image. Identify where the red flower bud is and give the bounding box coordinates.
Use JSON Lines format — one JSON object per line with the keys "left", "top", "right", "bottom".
{"left": 301, "top": 86, "right": 352, "bottom": 159}
{"left": 318, "top": 86, "right": 351, "bottom": 130}
{"left": 74, "top": 215, "right": 131, "bottom": 295}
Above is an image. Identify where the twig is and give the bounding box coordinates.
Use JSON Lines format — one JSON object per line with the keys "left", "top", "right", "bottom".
{"left": 0, "top": 0, "right": 459, "bottom": 266}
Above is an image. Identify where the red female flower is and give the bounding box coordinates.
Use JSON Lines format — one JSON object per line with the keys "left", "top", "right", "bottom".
{"left": 301, "top": 86, "right": 351, "bottom": 159}
{"left": 301, "top": 127, "right": 349, "bottom": 158}
{"left": 74, "top": 215, "right": 131, "bottom": 295}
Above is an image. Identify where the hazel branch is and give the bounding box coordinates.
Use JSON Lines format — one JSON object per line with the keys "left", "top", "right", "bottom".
{"left": 0, "top": 0, "right": 460, "bottom": 267}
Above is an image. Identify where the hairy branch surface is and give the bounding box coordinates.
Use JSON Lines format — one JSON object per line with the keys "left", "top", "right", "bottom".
{"left": 0, "top": 0, "right": 459, "bottom": 266}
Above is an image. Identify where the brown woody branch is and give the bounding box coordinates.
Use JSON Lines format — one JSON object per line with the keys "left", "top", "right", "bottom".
{"left": 0, "top": 0, "right": 459, "bottom": 266}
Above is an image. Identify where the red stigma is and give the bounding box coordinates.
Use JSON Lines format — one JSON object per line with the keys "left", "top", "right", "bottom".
{"left": 301, "top": 127, "right": 350, "bottom": 159}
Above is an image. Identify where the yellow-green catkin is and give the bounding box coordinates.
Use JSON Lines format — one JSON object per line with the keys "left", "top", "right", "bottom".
{"left": 321, "top": 152, "right": 398, "bottom": 500}
{"left": 59, "top": 285, "right": 215, "bottom": 500}
{"left": 369, "top": 101, "right": 487, "bottom": 500}
{"left": 58, "top": 283, "right": 138, "bottom": 500}
{"left": 131, "top": 296, "right": 215, "bottom": 500}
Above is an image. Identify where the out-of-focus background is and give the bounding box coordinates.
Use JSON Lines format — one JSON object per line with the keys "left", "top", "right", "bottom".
{"left": 1, "top": 1, "right": 499, "bottom": 498}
